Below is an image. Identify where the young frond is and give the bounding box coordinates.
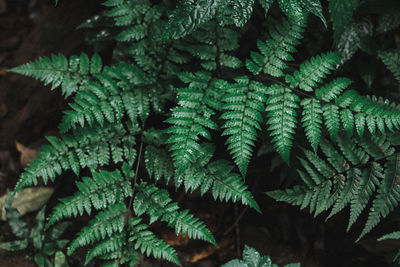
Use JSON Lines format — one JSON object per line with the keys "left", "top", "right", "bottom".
{"left": 266, "top": 84, "right": 300, "bottom": 163}
{"left": 134, "top": 182, "right": 217, "bottom": 245}
{"left": 246, "top": 17, "right": 306, "bottom": 76}
{"left": 221, "top": 77, "right": 267, "bottom": 176}
{"left": 166, "top": 72, "right": 222, "bottom": 170}
{"left": 285, "top": 52, "right": 340, "bottom": 92}
{"left": 15, "top": 122, "right": 137, "bottom": 192}
{"left": 46, "top": 166, "right": 133, "bottom": 227}
{"left": 128, "top": 217, "right": 181, "bottom": 265}
{"left": 9, "top": 53, "right": 102, "bottom": 98}
{"left": 68, "top": 202, "right": 126, "bottom": 255}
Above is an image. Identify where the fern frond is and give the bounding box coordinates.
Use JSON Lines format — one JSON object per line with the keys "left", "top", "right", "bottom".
{"left": 377, "top": 11, "right": 400, "bottom": 33}
{"left": 301, "top": 98, "right": 322, "bottom": 152}
{"left": 180, "top": 19, "right": 242, "bottom": 70}
{"left": 163, "top": 0, "right": 219, "bottom": 40}
{"left": 177, "top": 147, "right": 260, "bottom": 212}
{"left": 266, "top": 84, "right": 300, "bottom": 163}
{"left": 206, "top": 160, "right": 260, "bottom": 212}
{"left": 85, "top": 232, "right": 126, "bottom": 265}
{"left": 221, "top": 77, "right": 267, "bottom": 176}
{"left": 259, "top": 0, "right": 274, "bottom": 14}
{"left": 298, "top": 0, "right": 326, "bottom": 27}
{"left": 166, "top": 72, "right": 222, "bottom": 170}
{"left": 347, "top": 162, "right": 382, "bottom": 231}
{"left": 145, "top": 145, "right": 174, "bottom": 183}
{"left": 9, "top": 53, "right": 102, "bottom": 98}
{"left": 267, "top": 134, "right": 400, "bottom": 239}
{"left": 134, "top": 182, "right": 217, "bottom": 245}
{"left": 285, "top": 52, "right": 339, "bottom": 92}
{"left": 323, "top": 104, "right": 340, "bottom": 140}
{"left": 58, "top": 64, "right": 147, "bottom": 132}
{"left": 358, "top": 155, "right": 400, "bottom": 241}
{"left": 378, "top": 50, "right": 400, "bottom": 85}
{"left": 15, "top": 122, "right": 138, "bottom": 192}
{"left": 378, "top": 231, "right": 400, "bottom": 241}
{"left": 277, "top": 0, "right": 304, "bottom": 21}
{"left": 68, "top": 202, "right": 126, "bottom": 255}
{"left": 47, "top": 166, "right": 133, "bottom": 227}
{"left": 246, "top": 17, "right": 306, "bottom": 76}
{"left": 128, "top": 217, "right": 181, "bottom": 265}
{"left": 315, "top": 77, "right": 352, "bottom": 102}
{"left": 328, "top": 0, "right": 359, "bottom": 42}
{"left": 231, "top": 0, "right": 254, "bottom": 28}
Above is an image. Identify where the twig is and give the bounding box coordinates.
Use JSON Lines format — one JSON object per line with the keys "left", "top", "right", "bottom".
{"left": 223, "top": 206, "right": 249, "bottom": 236}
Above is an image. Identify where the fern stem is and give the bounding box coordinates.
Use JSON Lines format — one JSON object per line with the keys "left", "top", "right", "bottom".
{"left": 128, "top": 139, "right": 144, "bottom": 214}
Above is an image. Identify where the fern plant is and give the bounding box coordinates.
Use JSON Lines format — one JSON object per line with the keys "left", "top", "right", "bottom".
{"left": 7, "top": 0, "right": 400, "bottom": 265}
{"left": 0, "top": 195, "right": 70, "bottom": 267}
{"left": 222, "top": 245, "right": 300, "bottom": 267}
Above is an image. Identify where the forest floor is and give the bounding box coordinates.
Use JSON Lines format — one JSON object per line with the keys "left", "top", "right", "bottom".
{"left": 0, "top": 1, "right": 399, "bottom": 266}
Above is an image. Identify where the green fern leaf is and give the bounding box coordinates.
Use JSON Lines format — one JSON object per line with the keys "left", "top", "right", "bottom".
{"left": 177, "top": 148, "right": 260, "bottom": 212}
{"left": 145, "top": 146, "right": 174, "bottom": 183}
{"left": 298, "top": 0, "right": 326, "bottom": 27}
{"left": 285, "top": 52, "right": 339, "bottom": 92}
{"left": 377, "top": 11, "right": 400, "bottom": 34}
{"left": 221, "top": 77, "right": 267, "bottom": 176}
{"left": 327, "top": 168, "right": 361, "bottom": 219}
{"left": 14, "top": 122, "right": 137, "bottom": 192}
{"left": 259, "top": 0, "right": 274, "bottom": 14}
{"left": 328, "top": 0, "right": 359, "bottom": 42}
{"left": 9, "top": 53, "right": 102, "bottom": 98}
{"left": 341, "top": 109, "right": 354, "bottom": 136}
{"left": 47, "top": 166, "right": 133, "bottom": 228}
{"left": 266, "top": 84, "right": 299, "bottom": 163}
{"left": 68, "top": 202, "right": 126, "bottom": 255}
{"left": 378, "top": 231, "right": 400, "bottom": 241}
{"left": 315, "top": 77, "right": 352, "bottom": 102}
{"left": 246, "top": 17, "right": 305, "bottom": 76}
{"left": 166, "top": 72, "right": 221, "bottom": 170}
{"left": 58, "top": 64, "right": 147, "bottom": 132}
{"left": 128, "top": 217, "right": 181, "bottom": 265}
{"left": 347, "top": 163, "right": 383, "bottom": 231}
{"left": 164, "top": 0, "right": 219, "bottom": 40}
{"left": 232, "top": 0, "right": 254, "bottom": 27}
{"left": 180, "top": 20, "right": 242, "bottom": 70}
{"left": 85, "top": 232, "right": 126, "bottom": 265}
{"left": 278, "top": 0, "right": 304, "bottom": 21}
{"left": 301, "top": 98, "right": 322, "bottom": 152}
{"left": 378, "top": 50, "right": 400, "bottom": 85}
{"left": 358, "top": 155, "right": 400, "bottom": 241}
{"left": 134, "top": 183, "right": 217, "bottom": 245}
{"left": 323, "top": 104, "right": 340, "bottom": 140}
